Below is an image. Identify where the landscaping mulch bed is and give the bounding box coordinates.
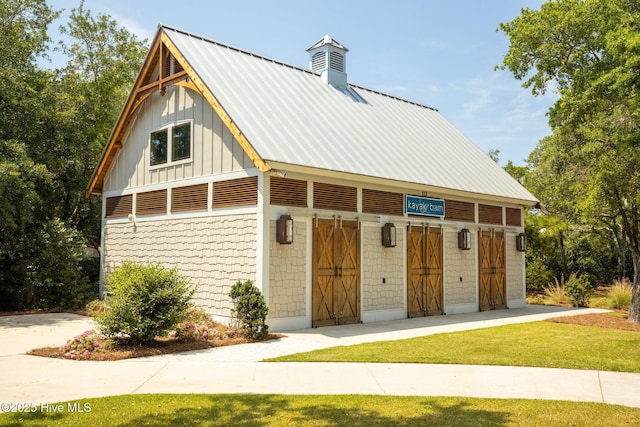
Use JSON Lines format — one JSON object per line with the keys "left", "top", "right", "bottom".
{"left": 28, "top": 333, "right": 283, "bottom": 361}
{"left": 546, "top": 312, "right": 640, "bottom": 332}
{"left": 24, "top": 311, "right": 640, "bottom": 362}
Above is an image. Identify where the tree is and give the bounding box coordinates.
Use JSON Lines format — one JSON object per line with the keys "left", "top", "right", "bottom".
{"left": 0, "top": 0, "right": 59, "bottom": 309}
{"left": 0, "top": 0, "right": 147, "bottom": 310}
{"left": 0, "top": 0, "right": 58, "bottom": 71}
{"left": 499, "top": 0, "right": 640, "bottom": 322}
{"left": 487, "top": 148, "right": 501, "bottom": 163}
{"left": 56, "top": 1, "right": 147, "bottom": 247}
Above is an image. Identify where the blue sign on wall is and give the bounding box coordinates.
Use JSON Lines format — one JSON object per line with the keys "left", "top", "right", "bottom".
{"left": 405, "top": 195, "right": 445, "bottom": 217}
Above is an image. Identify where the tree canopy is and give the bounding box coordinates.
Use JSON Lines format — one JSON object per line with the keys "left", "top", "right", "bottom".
{"left": 0, "top": 0, "right": 146, "bottom": 310}
{"left": 499, "top": 0, "right": 640, "bottom": 321}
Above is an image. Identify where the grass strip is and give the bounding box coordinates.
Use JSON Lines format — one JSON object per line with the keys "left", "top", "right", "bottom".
{"left": 269, "top": 321, "right": 640, "bottom": 372}
{"left": 1, "top": 394, "right": 639, "bottom": 426}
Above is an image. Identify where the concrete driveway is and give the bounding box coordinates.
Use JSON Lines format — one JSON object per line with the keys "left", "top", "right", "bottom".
{"left": 1, "top": 305, "right": 639, "bottom": 409}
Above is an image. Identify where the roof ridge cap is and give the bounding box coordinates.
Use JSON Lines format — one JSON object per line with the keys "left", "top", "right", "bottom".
{"left": 161, "top": 24, "right": 438, "bottom": 112}
{"left": 348, "top": 82, "right": 438, "bottom": 112}
{"left": 161, "top": 24, "right": 316, "bottom": 76}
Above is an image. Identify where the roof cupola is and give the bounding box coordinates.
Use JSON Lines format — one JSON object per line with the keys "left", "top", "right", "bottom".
{"left": 306, "top": 35, "right": 348, "bottom": 89}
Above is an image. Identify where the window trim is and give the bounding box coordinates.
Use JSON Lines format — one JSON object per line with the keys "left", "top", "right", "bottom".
{"left": 148, "top": 120, "right": 193, "bottom": 170}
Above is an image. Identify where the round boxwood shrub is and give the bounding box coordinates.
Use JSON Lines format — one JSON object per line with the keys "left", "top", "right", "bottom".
{"left": 96, "top": 262, "right": 194, "bottom": 344}
{"left": 229, "top": 279, "right": 269, "bottom": 340}
{"left": 564, "top": 273, "right": 594, "bottom": 308}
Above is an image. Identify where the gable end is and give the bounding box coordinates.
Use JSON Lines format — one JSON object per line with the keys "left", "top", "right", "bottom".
{"left": 86, "top": 26, "right": 270, "bottom": 197}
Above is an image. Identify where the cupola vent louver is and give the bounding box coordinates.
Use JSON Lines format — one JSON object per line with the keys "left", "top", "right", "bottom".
{"left": 306, "top": 35, "right": 348, "bottom": 89}
{"left": 311, "top": 51, "right": 326, "bottom": 73}
{"left": 329, "top": 51, "right": 344, "bottom": 72}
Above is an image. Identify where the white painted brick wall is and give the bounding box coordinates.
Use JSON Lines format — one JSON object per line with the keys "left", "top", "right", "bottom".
{"left": 362, "top": 225, "right": 404, "bottom": 311}
{"left": 102, "top": 214, "right": 257, "bottom": 319}
{"left": 269, "top": 220, "right": 307, "bottom": 318}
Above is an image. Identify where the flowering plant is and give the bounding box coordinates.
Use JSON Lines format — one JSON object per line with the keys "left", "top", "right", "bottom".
{"left": 176, "top": 321, "right": 220, "bottom": 340}
{"left": 60, "top": 330, "right": 102, "bottom": 360}
{"left": 174, "top": 307, "right": 221, "bottom": 341}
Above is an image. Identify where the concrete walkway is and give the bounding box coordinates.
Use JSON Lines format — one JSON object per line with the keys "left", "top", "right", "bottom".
{"left": 1, "top": 305, "right": 639, "bottom": 409}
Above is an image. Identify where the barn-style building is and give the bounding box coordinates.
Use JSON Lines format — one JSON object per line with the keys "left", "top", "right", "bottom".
{"left": 87, "top": 25, "right": 538, "bottom": 331}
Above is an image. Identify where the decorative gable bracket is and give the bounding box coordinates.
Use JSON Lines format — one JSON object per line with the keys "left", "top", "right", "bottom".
{"left": 86, "top": 26, "right": 270, "bottom": 197}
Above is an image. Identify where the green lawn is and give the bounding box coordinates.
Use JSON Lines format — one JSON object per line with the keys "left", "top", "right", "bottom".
{"left": 268, "top": 321, "right": 640, "bottom": 372}
{"left": 4, "top": 320, "right": 639, "bottom": 425}
{"left": 1, "top": 394, "right": 639, "bottom": 426}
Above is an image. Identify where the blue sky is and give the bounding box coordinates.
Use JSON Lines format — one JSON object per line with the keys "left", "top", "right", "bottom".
{"left": 46, "top": 0, "right": 554, "bottom": 166}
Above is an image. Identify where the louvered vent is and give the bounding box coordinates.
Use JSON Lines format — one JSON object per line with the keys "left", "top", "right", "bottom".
{"left": 329, "top": 51, "right": 344, "bottom": 72}
{"left": 311, "top": 52, "right": 325, "bottom": 73}
{"left": 163, "top": 54, "right": 184, "bottom": 77}
{"left": 172, "top": 184, "right": 208, "bottom": 212}
{"left": 137, "top": 190, "right": 167, "bottom": 215}
{"left": 270, "top": 177, "right": 307, "bottom": 207}
{"left": 213, "top": 176, "right": 258, "bottom": 208}
{"left": 362, "top": 188, "right": 403, "bottom": 216}
{"left": 307, "top": 35, "right": 348, "bottom": 88}
{"left": 105, "top": 195, "right": 132, "bottom": 218}
{"left": 313, "top": 182, "right": 357, "bottom": 212}
{"left": 506, "top": 207, "right": 522, "bottom": 227}
{"left": 173, "top": 57, "right": 184, "bottom": 74}
{"left": 479, "top": 204, "right": 503, "bottom": 225}
{"left": 445, "top": 200, "right": 475, "bottom": 222}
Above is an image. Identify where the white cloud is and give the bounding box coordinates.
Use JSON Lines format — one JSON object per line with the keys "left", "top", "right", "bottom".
{"left": 108, "top": 13, "right": 155, "bottom": 42}
{"left": 445, "top": 71, "right": 555, "bottom": 165}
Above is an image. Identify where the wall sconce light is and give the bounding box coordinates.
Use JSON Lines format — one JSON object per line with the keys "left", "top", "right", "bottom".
{"left": 516, "top": 232, "right": 527, "bottom": 252}
{"left": 276, "top": 214, "right": 293, "bottom": 244}
{"left": 381, "top": 223, "right": 396, "bottom": 248}
{"left": 458, "top": 228, "right": 471, "bottom": 250}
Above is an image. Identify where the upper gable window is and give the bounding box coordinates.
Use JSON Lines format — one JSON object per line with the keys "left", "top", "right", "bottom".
{"left": 149, "top": 121, "right": 192, "bottom": 168}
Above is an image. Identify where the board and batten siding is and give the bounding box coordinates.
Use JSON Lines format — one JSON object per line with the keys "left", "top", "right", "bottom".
{"left": 104, "top": 86, "right": 253, "bottom": 192}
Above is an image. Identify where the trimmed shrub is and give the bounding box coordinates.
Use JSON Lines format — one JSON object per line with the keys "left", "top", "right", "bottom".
{"left": 564, "top": 273, "right": 594, "bottom": 307}
{"left": 607, "top": 278, "right": 632, "bottom": 310}
{"left": 96, "top": 262, "right": 194, "bottom": 344}
{"left": 229, "top": 279, "right": 269, "bottom": 340}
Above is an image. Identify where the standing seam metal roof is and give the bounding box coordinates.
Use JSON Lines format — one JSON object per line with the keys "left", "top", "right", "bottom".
{"left": 163, "top": 25, "right": 538, "bottom": 204}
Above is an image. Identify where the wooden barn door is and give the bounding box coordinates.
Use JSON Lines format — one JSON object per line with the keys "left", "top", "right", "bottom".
{"left": 478, "top": 230, "right": 507, "bottom": 311}
{"left": 312, "top": 219, "right": 360, "bottom": 327}
{"left": 407, "top": 226, "right": 443, "bottom": 317}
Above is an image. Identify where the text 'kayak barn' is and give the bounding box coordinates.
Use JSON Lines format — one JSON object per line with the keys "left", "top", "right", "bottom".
{"left": 87, "top": 25, "right": 539, "bottom": 331}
